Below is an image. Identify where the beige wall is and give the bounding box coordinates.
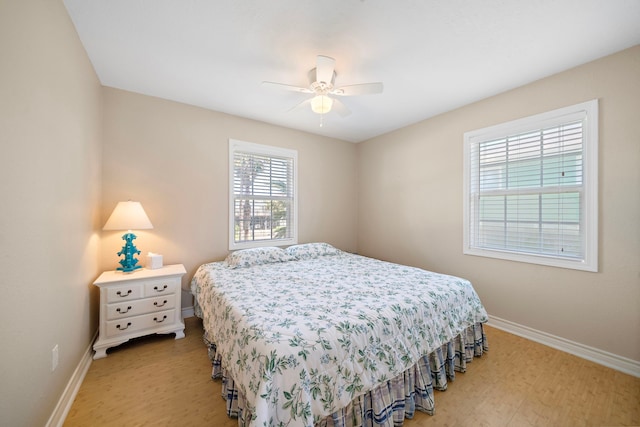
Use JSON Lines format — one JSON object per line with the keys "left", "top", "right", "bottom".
{"left": 0, "top": 1, "right": 102, "bottom": 426}
{"left": 100, "top": 88, "right": 359, "bottom": 305}
{"left": 357, "top": 46, "right": 640, "bottom": 361}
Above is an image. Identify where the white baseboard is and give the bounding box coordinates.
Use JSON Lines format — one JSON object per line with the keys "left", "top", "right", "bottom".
{"left": 182, "top": 305, "right": 195, "bottom": 318}
{"left": 487, "top": 315, "right": 640, "bottom": 378}
{"left": 45, "top": 330, "right": 97, "bottom": 427}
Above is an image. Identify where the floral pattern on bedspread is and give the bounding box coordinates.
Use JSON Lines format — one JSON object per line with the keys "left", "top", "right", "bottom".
{"left": 191, "top": 252, "right": 488, "bottom": 427}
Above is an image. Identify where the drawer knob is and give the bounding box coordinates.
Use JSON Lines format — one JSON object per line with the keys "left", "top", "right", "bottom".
{"left": 116, "top": 306, "right": 132, "bottom": 314}
{"left": 154, "top": 300, "right": 168, "bottom": 308}
{"left": 153, "top": 285, "right": 168, "bottom": 292}
{"left": 116, "top": 290, "right": 132, "bottom": 297}
{"left": 116, "top": 322, "right": 132, "bottom": 330}
{"left": 153, "top": 315, "right": 168, "bottom": 323}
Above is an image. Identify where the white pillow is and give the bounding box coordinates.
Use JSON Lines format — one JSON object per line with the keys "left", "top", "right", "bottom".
{"left": 286, "top": 242, "right": 340, "bottom": 260}
{"left": 225, "top": 247, "right": 293, "bottom": 269}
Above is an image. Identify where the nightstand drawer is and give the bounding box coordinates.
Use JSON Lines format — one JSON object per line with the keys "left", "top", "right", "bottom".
{"left": 105, "top": 310, "right": 176, "bottom": 338}
{"left": 106, "top": 295, "right": 177, "bottom": 320}
{"left": 106, "top": 284, "right": 144, "bottom": 302}
{"left": 143, "top": 278, "right": 178, "bottom": 296}
{"left": 93, "top": 264, "right": 186, "bottom": 359}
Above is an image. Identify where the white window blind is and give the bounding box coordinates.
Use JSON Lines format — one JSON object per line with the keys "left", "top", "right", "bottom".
{"left": 463, "top": 100, "right": 598, "bottom": 271}
{"left": 229, "top": 139, "right": 298, "bottom": 250}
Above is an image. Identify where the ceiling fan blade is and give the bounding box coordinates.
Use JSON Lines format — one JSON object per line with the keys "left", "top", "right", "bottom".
{"left": 262, "top": 81, "right": 312, "bottom": 94}
{"left": 316, "top": 55, "right": 335, "bottom": 84}
{"left": 332, "top": 82, "right": 384, "bottom": 96}
{"left": 331, "top": 98, "right": 351, "bottom": 117}
{"left": 286, "top": 98, "right": 312, "bottom": 112}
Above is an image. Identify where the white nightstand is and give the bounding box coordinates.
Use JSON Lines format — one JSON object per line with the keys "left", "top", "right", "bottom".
{"left": 93, "top": 264, "right": 187, "bottom": 359}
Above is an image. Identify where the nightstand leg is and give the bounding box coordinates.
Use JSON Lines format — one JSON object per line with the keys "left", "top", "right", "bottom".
{"left": 174, "top": 324, "right": 185, "bottom": 339}
{"left": 93, "top": 347, "right": 108, "bottom": 360}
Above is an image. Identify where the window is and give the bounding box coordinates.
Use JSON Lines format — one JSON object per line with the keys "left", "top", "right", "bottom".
{"left": 229, "top": 139, "right": 298, "bottom": 250}
{"left": 463, "top": 100, "right": 598, "bottom": 271}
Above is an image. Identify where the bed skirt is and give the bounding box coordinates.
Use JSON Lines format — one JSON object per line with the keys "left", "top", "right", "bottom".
{"left": 204, "top": 323, "right": 487, "bottom": 426}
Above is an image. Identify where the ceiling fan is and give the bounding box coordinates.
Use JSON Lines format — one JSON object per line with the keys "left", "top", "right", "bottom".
{"left": 262, "top": 55, "right": 383, "bottom": 117}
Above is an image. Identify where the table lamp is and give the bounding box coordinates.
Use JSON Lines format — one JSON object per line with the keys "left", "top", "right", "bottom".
{"left": 103, "top": 201, "right": 153, "bottom": 272}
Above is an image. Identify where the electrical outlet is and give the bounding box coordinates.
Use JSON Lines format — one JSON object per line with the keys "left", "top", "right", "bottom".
{"left": 52, "top": 345, "right": 59, "bottom": 372}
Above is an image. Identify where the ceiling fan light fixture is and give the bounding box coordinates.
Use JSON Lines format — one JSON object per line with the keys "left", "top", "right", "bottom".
{"left": 263, "top": 55, "right": 382, "bottom": 118}
{"left": 310, "top": 95, "right": 333, "bottom": 114}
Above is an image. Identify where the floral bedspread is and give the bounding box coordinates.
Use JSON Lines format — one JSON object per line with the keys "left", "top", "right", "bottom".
{"left": 191, "top": 251, "right": 488, "bottom": 427}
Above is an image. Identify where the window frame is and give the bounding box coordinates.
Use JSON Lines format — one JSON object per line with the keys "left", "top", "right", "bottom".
{"left": 463, "top": 99, "right": 598, "bottom": 272}
{"left": 228, "top": 139, "right": 298, "bottom": 250}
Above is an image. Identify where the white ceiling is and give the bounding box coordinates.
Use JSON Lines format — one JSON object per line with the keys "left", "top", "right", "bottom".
{"left": 63, "top": 0, "right": 640, "bottom": 143}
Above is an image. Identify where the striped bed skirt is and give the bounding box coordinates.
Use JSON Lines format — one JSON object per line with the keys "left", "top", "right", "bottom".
{"left": 204, "top": 323, "right": 488, "bottom": 426}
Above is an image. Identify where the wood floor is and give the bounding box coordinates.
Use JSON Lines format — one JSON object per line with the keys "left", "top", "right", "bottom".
{"left": 65, "top": 317, "right": 640, "bottom": 427}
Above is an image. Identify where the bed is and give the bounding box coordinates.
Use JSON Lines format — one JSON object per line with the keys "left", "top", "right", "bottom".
{"left": 190, "top": 243, "right": 489, "bottom": 427}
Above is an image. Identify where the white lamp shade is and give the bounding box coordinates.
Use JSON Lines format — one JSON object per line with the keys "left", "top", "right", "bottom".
{"left": 103, "top": 201, "right": 153, "bottom": 231}
{"left": 310, "top": 95, "right": 333, "bottom": 114}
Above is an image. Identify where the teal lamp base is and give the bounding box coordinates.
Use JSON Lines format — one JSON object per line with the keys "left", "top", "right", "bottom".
{"left": 116, "top": 232, "right": 143, "bottom": 273}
